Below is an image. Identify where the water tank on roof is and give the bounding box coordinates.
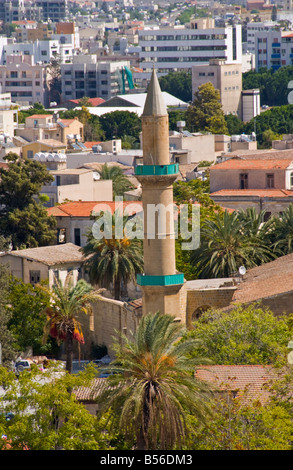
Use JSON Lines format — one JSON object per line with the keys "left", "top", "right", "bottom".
{"left": 47, "top": 153, "right": 54, "bottom": 161}
{"left": 39, "top": 153, "right": 47, "bottom": 162}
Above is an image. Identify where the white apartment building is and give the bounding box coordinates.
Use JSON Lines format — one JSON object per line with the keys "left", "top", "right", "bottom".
{"left": 255, "top": 29, "right": 293, "bottom": 71}
{"left": 61, "top": 55, "right": 131, "bottom": 101}
{"left": 138, "top": 24, "right": 242, "bottom": 80}
{"left": 246, "top": 21, "right": 278, "bottom": 54}
{"left": 0, "top": 54, "right": 50, "bottom": 107}
{"left": 3, "top": 36, "right": 77, "bottom": 65}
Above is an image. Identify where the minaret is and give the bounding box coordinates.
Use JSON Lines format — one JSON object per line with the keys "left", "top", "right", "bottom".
{"left": 135, "top": 69, "right": 185, "bottom": 319}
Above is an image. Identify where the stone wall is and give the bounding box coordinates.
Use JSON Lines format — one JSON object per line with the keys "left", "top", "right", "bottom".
{"left": 79, "top": 296, "right": 142, "bottom": 358}
{"left": 186, "top": 286, "right": 237, "bottom": 328}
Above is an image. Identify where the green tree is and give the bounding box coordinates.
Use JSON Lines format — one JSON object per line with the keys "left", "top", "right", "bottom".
{"left": 260, "top": 128, "right": 283, "bottom": 148}
{"left": 99, "top": 163, "right": 134, "bottom": 198}
{"left": 99, "top": 110, "right": 141, "bottom": 142}
{"left": 0, "top": 261, "right": 17, "bottom": 367}
{"left": 186, "top": 82, "right": 228, "bottom": 134}
{"left": 6, "top": 278, "right": 52, "bottom": 356}
{"left": 271, "top": 203, "right": 293, "bottom": 255}
{"left": 190, "top": 391, "right": 292, "bottom": 450}
{"left": 192, "top": 210, "right": 275, "bottom": 278}
{"left": 40, "top": 275, "right": 102, "bottom": 374}
{"left": 186, "top": 304, "right": 290, "bottom": 365}
{"left": 97, "top": 312, "right": 213, "bottom": 450}
{"left": 224, "top": 113, "right": 244, "bottom": 135}
{"left": 0, "top": 153, "right": 56, "bottom": 249}
{"left": 82, "top": 212, "right": 143, "bottom": 300}
{"left": 159, "top": 70, "right": 192, "bottom": 102}
{"left": 0, "top": 364, "right": 115, "bottom": 450}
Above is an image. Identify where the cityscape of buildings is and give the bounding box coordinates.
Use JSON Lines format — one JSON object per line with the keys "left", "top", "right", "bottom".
{"left": 2, "top": 0, "right": 293, "bottom": 450}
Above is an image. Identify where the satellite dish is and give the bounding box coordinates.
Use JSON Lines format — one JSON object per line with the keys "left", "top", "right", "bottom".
{"left": 239, "top": 266, "right": 246, "bottom": 276}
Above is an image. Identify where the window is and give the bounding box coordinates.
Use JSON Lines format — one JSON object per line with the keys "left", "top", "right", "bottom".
{"left": 266, "top": 173, "right": 274, "bottom": 188}
{"left": 74, "top": 228, "right": 81, "bottom": 246}
{"left": 264, "top": 211, "right": 272, "bottom": 222}
{"left": 30, "top": 270, "right": 40, "bottom": 285}
{"left": 240, "top": 173, "right": 248, "bottom": 189}
{"left": 27, "top": 150, "right": 33, "bottom": 159}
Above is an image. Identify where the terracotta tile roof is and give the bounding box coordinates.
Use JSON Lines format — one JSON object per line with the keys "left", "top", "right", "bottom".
{"left": 210, "top": 189, "right": 293, "bottom": 198}
{"left": 67, "top": 98, "right": 105, "bottom": 107}
{"left": 195, "top": 365, "right": 283, "bottom": 404}
{"left": 210, "top": 158, "right": 293, "bottom": 171}
{"left": 47, "top": 200, "right": 142, "bottom": 218}
{"left": 232, "top": 253, "right": 293, "bottom": 304}
{"left": 0, "top": 243, "right": 84, "bottom": 266}
{"left": 73, "top": 378, "right": 108, "bottom": 402}
{"left": 83, "top": 141, "right": 102, "bottom": 148}
{"left": 26, "top": 114, "right": 53, "bottom": 119}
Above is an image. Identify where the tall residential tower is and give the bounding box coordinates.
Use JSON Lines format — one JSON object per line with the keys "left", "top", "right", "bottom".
{"left": 135, "top": 69, "right": 185, "bottom": 319}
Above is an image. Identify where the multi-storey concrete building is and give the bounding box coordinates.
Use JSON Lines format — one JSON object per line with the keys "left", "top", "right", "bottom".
{"left": 246, "top": 21, "right": 277, "bottom": 54}
{"left": 255, "top": 29, "right": 293, "bottom": 71}
{"left": 0, "top": 55, "right": 50, "bottom": 107}
{"left": 61, "top": 55, "right": 131, "bottom": 101}
{"left": 192, "top": 58, "right": 242, "bottom": 117}
{"left": 138, "top": 24, "right": 242, "bottom": 81}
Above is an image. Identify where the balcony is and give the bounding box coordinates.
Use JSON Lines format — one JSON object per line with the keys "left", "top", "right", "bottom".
{"left": 137, "top": 273, "right": 184, "bottom": 286}
{"left": 135, "top": 163, "right": 179, "bottom": 176}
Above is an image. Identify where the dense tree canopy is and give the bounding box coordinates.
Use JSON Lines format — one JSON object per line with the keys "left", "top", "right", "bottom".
{"left": 159, "top": 70, "right": 192, "bottom": 102}
{"left": 0, "top": 153, "right": 56, "bottom": 249}
{"left": 186, "top": 82, "right": 228, "bottom": 134}
{"left": 242, "top": 66, "right": 293, "bottom": 106}
{"left": 186, "top": 304, "right": 291, "bottom": 365}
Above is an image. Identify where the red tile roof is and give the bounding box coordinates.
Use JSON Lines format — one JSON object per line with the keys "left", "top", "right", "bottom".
{"left": 27, "top": 114, "right": 52, "bottom": 119}
{"left": 83, "top": 141, "right": 102, "bottom": 149}
{"left": 195, "top": 365, "right": 283, "bottom": 404}
{"left": 47, "top": 200, "right": 142, "bottom": 218}
{"left": 67, "top": 97, "right": 105, "bottom": 107}
{"left": 211, "top": 189, "right": 293, "bottom": 198}
{"left": 232, "top": 253, "right": 293, "bottom": 304}
{"left": 210, "top": 158, "right": 293, "bottom": 171}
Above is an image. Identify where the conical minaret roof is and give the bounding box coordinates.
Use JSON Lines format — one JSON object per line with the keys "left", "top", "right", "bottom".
{"left": 143, "top": 68, "right": 167, "bottom": 116}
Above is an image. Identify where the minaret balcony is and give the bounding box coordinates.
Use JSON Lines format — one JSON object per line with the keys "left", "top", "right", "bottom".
{"left": 135, "top": 163, "right": 179, "bottom": 176}
{"left": 137, "top": 273, "right": 184, "bottom": 286}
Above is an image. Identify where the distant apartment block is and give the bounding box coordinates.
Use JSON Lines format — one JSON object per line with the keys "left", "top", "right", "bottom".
{"left": 255, "top": 29, "right": 293, "bottom": 71}
{"left": 138, "top": 23, "right": 242, "bottom": 80}
{"left": 61, "top": 55, "right": 131, "bottom": 101}
{"left": 0, "top": 0, "right": 68, "bottom": 22}
{"left": 246, "top": 21, "right": 276, "bottom": 54}
{"left": 0, "top": 55, "right": 50, "bottom": 107}
{"left": 192, "top": 59, "right": 242, "bottom": 117}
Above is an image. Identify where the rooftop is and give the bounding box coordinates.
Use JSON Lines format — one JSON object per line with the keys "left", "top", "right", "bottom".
{"left": 210, "top": 189, "right": 293, "bottom": 198}
{"left": 48, "top": 200, "right": 142, "bottom": 218}
{"left": 210, "top": 158, "right": 293, "bottom": 171}
{"left": 195, "top": 365, "right": 284, "bottom": 405}
{"left": 1, "top": 243, "right": 84, "bottom": 266}
{"left": 231, "top": 253, "right": 293, "bottom": 304}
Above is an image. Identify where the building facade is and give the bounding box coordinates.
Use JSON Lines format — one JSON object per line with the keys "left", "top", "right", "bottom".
{"left": 0, "top": 55, "right": 50, "bottom": 107}
{"left": 61, "top": 55, "right": 131, "bottom": 101}
{"left": 138, "top": 24, "right": 242, "bottom": 80}
{"left": 192, "top": 59, "right": 242, "bottom": 117}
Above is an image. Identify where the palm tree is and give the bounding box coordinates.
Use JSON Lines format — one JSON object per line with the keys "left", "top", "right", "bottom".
{"left": 99, "top": 163, "right": 134, "bottom": 197}
{"left": 192, "top": 210, "right": 274, "bottom": 278}
{"left": 82, "top": 212, "right": 143, "bottom": 300}
{"left": 97, "top": 312, "right": 212, "bottom": 450}
{"left": 40, "top": 274, "right": 102, "bottom": 374}
{"left": 271, "top": 203, "right": 293, "bottom": 255}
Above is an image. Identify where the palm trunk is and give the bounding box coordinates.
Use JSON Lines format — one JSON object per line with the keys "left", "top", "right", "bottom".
{"left": 65, "top": 334, "right": 73, "bottom": 374}
{"left": 114, "top": 278, "right": 121, "bottom": 300}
